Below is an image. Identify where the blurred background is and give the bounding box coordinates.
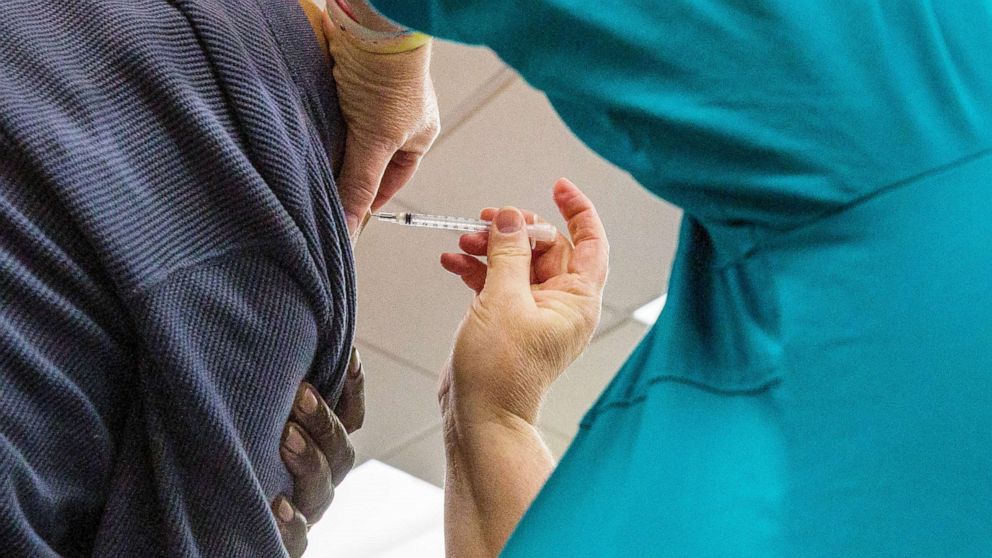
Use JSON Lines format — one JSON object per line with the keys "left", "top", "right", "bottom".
{"left": 305, "top": 39, "right": 681, "bottom": 557}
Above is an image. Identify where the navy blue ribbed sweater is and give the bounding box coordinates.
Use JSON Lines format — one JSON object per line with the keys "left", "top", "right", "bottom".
{"left": 0, "top": 1, "right": 355, "bottom": 555}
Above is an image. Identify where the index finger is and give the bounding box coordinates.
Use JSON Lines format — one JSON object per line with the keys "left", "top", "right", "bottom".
{"left": 552, "top": 178, "right": 609, "bottom": 286}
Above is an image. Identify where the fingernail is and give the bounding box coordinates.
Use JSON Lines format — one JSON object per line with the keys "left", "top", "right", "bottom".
{"left": 285, "top": 425, "right": 306, "bottom": 455}
{"left": 298, "top": 386, "right": 318, "bottom": 415}
{"left": 495, "top": 208, "right": 523, "bottom": 233}
{"left": 346, "top": 214, "right": 360, "bottom": 234}
{"left": 277, "top": 497, "right": 294, "bottom": 523}
{"left": 348, "top": 346, "right": 362, "bottom": 378}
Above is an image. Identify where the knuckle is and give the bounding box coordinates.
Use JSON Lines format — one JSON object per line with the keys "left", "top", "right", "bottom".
{"left": 472, "top": 294, "right": 504, "bottom": 321}
{"left": 275, "top": 503, "right": 309, "bottom": 557}
{"left": 286, "top": 530, "right": 308, "bottom": 558}
{"left": 342, "top": 178, "right": 378, "bottom": 204}
{"left": 350, "top": 401, "right": 366, "bottom": 431}
{"left": 300, "top": 484, "right": 334, "bottom": 521}
{"left": 294, "top": 444, "right": 324, "bottom": 476}
{"left": 334, "top": 439, "right": 357, "bottom": 484}
{"left": 488, "top": 244, "right": 531, "bottom": 260}
{"left": 316, "top": 411, "right": 347, "bottom": 448}
{"left": 424, "top": 117, "right": 441, "bottom": 141}
{"left": 342, "top": 434, "right": 357, "bottom": 463}
{"left": 339, "top": 401, "right": 365, "bottom": 433}
{"left": 557, "top": 274, "right": 593, "bottom": 296}
{"left": 342, "top": 403, "right": 365, "bottom": 434}
{"left": 390, "top": 150, "right": 421, "bottom": 168}
{"left": 295, "top": 413, "right": 331, "bottom": 447}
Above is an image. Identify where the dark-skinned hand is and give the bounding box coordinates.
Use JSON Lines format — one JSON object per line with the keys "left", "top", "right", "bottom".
{"left": 272, "top": 347, "right": 365, "bottom": 557}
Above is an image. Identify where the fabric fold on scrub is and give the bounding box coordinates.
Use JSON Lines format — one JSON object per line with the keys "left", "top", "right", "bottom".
{"left": 370, "top": 0, "right": 992, "bottom": 555}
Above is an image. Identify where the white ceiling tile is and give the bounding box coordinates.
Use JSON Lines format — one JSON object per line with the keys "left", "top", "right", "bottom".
{"left": 383, "top": 426, "right": 446, "bottom": 487}
{"left": 430, "top": 40, "right": 505, "bottom": 121}
{"left": 395, "top": 79, "right": 682, "bottom": 312}
{"left": 594, "top": 306, "right": 625, "bottom": 341}
{"left": 632, "top": 293, "right": 668, "bottom": 326}
{"left": 304, "top": 460, "right": 443, "bottom": 558}
{"left": 540, "top": 428, "right": 573, "bottom": 461}
{"left": 539, "top": 320, "right": 648, "bottom": 438}
{"left": 354, "top": 452, "right": 372, "bottom": 467}
{"left": 354, "top": 210, "right": 474, "bottom": 374}
{"left": 350, "top": 344, "right": 443, "bottom": 458}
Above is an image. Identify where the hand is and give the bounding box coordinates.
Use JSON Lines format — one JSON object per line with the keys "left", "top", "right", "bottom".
{"left": 439, "top": 178, "right": 609, "bottom": 426}
{"left": 321, "top": 10, "right": 440, "bottom": 235}
{"left": 272, "top": 348, "right": 366, "bottom": 557}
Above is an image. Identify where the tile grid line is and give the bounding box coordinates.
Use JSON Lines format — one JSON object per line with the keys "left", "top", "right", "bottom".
{"left": 434, "top": 66, "right": 519, "bottom": 151}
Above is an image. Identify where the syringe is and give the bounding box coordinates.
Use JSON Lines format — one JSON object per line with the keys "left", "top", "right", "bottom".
{"left": 374, "top": 212, "right": 558, "bottom": 243}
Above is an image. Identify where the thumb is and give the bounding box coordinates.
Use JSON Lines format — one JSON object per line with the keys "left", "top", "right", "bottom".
{"left": 483, "top": 207, "right": 534, "bottom": 301}
{"left": 339, "top": 133, "right": 391, "bottom": 234}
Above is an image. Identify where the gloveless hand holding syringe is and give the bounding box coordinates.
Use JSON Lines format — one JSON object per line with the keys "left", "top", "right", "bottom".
{"left": 373, "top": 211, "right": 558, "bottom": 243}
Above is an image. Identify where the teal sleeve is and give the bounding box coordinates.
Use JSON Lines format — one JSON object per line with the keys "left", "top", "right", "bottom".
{"left": 369, "top": 3, "right": 992, "bottom": 557}
{"left": 369, "top": 1, "right": 992, "bottom": 239}
{"left": 367, "top": 0, "right": 695, "bottom": 220}
{"left": 365, "top": 0, "right": 432, "bottom": 34}
{"left": 368, "top": 0, "right": 498, "bottom": 42}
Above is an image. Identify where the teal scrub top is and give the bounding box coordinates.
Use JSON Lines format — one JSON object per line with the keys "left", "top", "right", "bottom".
{"left": 370, "top": 2, "right": 992, "bottom": 556}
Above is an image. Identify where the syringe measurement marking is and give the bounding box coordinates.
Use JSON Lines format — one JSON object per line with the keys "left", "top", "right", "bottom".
{"left": 374, "top": 212, "right": 558, "bottom": 243}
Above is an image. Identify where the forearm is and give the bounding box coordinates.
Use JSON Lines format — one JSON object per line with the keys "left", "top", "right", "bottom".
{"left": 436, "top": 185, "right": 608, "bottom": 555}
{"left": 442, "top": 407, "right": 555, "bottom": 557}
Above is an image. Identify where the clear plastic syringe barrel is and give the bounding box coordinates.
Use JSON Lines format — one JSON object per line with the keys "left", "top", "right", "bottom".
{"left": 402, "top": 212, "right": 558, "bottom": 243}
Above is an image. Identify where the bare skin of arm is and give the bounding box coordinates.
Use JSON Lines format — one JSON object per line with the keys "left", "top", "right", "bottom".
{"left": 437, "top": 180, "right": 609, "bottom": 555}
{"left": 277, "top": 180, "right": 608, "bottom": 556}
{"left": 442, "top": 408, "right": 556, "bottom": 556}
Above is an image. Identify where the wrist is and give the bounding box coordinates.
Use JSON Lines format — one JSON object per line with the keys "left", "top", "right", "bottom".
{"left": 441, "top": 387, "right": 541, "bottom": 452}
{"left": 442, "top": 400, "right": 544, "bottom": 465}
{"left": 440, "top": 376, "right": 543, "bottom": 432}
{"left": 441, "top": 397, "right": 554, "bottom": 557}
{"left": 444, "top": 400, "right": 538, "bottom": 436}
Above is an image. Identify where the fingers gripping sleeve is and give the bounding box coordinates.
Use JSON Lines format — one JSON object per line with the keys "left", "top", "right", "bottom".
{"left": 92, "top": 253, "right": 319, "bottom": 556}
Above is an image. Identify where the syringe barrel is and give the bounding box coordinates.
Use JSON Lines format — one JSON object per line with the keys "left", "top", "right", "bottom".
{"left": 406, "top": 213, "right": 489, "bottom": 233}
{"left": 389, "top": 212, "right": 559, "bottom": 242}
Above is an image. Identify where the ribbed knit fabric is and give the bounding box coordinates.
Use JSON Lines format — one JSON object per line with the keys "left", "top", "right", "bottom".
{"left": 0, "top": 0, "right": 355, "bottom": 555}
